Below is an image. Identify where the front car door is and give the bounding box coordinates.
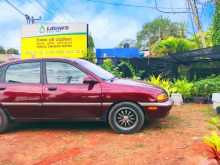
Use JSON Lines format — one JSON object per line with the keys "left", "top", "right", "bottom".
{"left": 0, "top": 60, "right": 43, "bottom": 119}
{"left": 42, "top": 60, "right": 102, "bottom": 120}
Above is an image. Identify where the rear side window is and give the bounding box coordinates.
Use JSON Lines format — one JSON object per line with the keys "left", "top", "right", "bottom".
{"left": 5, "top": 62, "right": 41, "bottom": 83}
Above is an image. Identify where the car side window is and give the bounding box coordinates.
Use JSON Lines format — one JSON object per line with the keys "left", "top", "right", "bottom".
{"left": 46, "top": 62, "right": 86, "bottom": 84}
{"left": 5, "top": 62, "right": 41, "bottom": 83}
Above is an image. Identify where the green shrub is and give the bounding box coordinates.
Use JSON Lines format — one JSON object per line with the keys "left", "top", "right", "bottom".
{"left": 173, "top": 79, "right": 193, "bottom": 99}
{"left": 204, "top": 132, "right": 220, "bottom": 152}
{"left": 101, "top": 59, "right": 141, "bottom": 79}
{"left": 83, "top": 48, "right": 96, "bottom": 63}
{"left": 147, "top": 75, "right": 176, "bottom": 96}
{"left": 101, "top": 59, "right": 122, "bottom": 77}
{"left": 203, "top": 119, "right": 220, "bottom": 161}
{"left": 118, "top": 61, "right": 136, "bottom": 79}
{"left": 147, "top": 75, "right": 220, "bottom": 98}
{"left": 209, "top": 116, "right": 220, "bottom": 129}
{"left": 150, "top": 37, "right": 197, "bottom": 56}
{"left": 203, "top": 115, "right": 220, "bottom": 161}
{"left": 136, "top": 70, "right": 145, "bottom": 80}
{"left": 192, "top": 76, "right": 220, "bottom": 97}
{"left": 213, "top": 1, "right": 220, "bottom": 46}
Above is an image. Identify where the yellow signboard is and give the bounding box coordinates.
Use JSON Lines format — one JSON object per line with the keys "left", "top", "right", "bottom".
{"left": 21, "top": 23, "right": 88, "bottom": 59}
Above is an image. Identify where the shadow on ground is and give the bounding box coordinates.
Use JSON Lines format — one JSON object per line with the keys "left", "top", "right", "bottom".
{"left": 12, "top": 121, "right": 110, "bottom": 133}
{"left": 10, "top": 115, "right": 181, "bottom": 133}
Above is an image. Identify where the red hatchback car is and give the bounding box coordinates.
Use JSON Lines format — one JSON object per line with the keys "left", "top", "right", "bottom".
{"left": 0, "top": 58, "right": 173, "bottom": 133}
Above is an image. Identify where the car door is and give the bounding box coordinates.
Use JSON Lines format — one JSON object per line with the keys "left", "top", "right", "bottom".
{"left": 42, "top": 60, "right": 102, "bottom": 120}
{"left": 0, "top": 61, "right": 43, "bottom": 119}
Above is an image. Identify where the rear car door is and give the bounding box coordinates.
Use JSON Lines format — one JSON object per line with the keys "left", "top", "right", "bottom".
{"left": 42, "top": 60, "right": 102, "bottom": 120}
{"left": 0, "top": 61, "right": 43, "bottom": 119}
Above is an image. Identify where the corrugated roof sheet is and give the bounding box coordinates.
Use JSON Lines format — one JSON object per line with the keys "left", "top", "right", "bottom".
{"left": 96, "top": 48, "right": 141, "bottom": 58}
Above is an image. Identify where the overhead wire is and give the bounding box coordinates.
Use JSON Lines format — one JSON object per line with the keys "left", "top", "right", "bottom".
{"left": 35, "top": 0, "right": 69, "bottom": 22}
{"left": 86, "top": 0, "right": 191, "bottom": 13}
{"left": 154, "top": 0, "right": 191, "bottom": 14}
{"left": 35, "top": 0, "right": 55, "bottom": 16}
{"left": 4, "top": 0, "right": 209, "bottom": 29}
{"left": 27, "top": 0, "right": 44, "bottom": 14}
{"left": 4, "top": 0, "right": 26, "bottom": 16}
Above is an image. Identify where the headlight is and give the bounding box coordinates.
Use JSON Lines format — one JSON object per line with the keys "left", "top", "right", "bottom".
{"left": 156, "top": 93, "right": 168, "bottom": 102}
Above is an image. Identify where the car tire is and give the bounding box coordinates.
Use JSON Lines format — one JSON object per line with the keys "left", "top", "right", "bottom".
{"left": 108, "top": 102, "right": 145, "bottom": 134}
{"left": 0, "top": 109, "right": 10, "bottom": 133}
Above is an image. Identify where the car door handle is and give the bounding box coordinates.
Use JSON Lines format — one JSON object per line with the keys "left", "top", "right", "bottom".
{"left": 48, "top": 86, "right": 57, "bottom": 91}
{"left": 0, "top": 86, "right": 6, "bottom": 91}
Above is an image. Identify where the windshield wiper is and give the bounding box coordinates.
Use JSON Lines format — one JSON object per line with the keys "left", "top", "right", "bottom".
{"left": 108, "top": 76, "right": 117, "bottom": 82}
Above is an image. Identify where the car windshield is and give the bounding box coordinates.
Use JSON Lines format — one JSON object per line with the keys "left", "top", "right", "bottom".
{"left": 75, "top": 59, "right": 115, "bottom": 81}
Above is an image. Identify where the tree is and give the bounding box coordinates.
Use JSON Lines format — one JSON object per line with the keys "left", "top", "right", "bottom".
{"left": 151, "top": 37, "right": 197, "bottom": 56}
{"left": 84, "top": 35, "right": 96, "bottom": 63}
{"left": 118, "top": 61, "right": 136, "bottom": 78}
{"left": 101, "top": 59, "right": 122, "bottom": 77}
{"left": 6, "top": 48, "right": 19, "bottom": 55}
{"left": 118, "top": 39, "right": 136, "bottom": 48}
{"left": 0, "top": 46, "right": 5, "bottom": 54}
{"left": 191, "top": 28, "right": 213, "bottom": 48}
{"left": 187, "top": 0, "right": 206, "bottom": 48}
{"left": 136, "top": 17, "right": 186, "bottom": 49}
{"left": 88, "top": 35, "right": 95, "bottom": 50}
{"left": 213, "top": 1, "right": 220, "bottom": 45}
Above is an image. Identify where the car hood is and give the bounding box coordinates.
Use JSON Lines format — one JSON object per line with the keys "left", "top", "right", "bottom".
{"left": 112, "top": 78, "right": 165, "bottom": 93}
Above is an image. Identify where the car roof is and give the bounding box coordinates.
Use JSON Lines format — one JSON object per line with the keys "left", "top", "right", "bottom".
{"left": 0, "top": 58, "right": 86, "bottom": 66}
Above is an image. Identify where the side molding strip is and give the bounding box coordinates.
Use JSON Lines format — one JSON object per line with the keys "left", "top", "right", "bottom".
{"left": 1, "top": 102, "right": 41, "bottom": 106}
{"left": 42, "top": 103, "right": 101, "bottom": 106}
{"left": 1, "top": 102, "right": 114, "bottom": 106}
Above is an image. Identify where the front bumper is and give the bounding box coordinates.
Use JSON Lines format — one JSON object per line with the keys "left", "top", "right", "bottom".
{"left": 139, "top": 99, "right": 174, "bottom": 119}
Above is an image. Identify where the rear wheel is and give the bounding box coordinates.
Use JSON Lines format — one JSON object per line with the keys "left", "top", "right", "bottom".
{"left": 0, "top": 109, "right": 10, "bottom": 133}
{"left": 108, "top": 102, "right": 145, "bottom": 134}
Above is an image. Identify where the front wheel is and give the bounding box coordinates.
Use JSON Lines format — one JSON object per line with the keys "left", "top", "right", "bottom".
{"left": 108, "top": 102, "right": 145, "bottom": 134}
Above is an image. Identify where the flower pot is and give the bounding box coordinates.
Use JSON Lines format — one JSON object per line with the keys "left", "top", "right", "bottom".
{"left": 184, "top": 98, "right": 193, "bottom": 103}
{"left": 212, "top": 93, "right": 220, "bottom": 112}
{"left": 193, "top": 96, "right": 207, "bottom": 104}
{"left": 171, "top": 93, "right": 183, "bottom": 105}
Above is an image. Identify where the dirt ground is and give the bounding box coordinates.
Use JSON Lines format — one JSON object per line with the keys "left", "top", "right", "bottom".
{"left": 0, "top": 104, "right": 215, "bottom": 165}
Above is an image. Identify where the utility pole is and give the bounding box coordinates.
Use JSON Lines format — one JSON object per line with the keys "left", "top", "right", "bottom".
{"left": 158, "top": 26, "right": 161, "bottom": 41}
{"left": 187, "top": 0, "right": 206, "bottom": 48}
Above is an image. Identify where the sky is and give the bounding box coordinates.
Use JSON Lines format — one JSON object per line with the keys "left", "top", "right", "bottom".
{"left": 0, "top": 0, "right": 215, "bottom": 51}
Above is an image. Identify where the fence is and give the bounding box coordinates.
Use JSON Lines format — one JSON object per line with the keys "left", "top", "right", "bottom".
{"left": 97, "top": 46, "right": 220, "bottom": 80}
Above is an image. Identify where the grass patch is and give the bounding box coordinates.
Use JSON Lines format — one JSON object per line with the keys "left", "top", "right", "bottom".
{"left": 201, "top": 107, "right": 216, "bottom": 118}
{"left": 134, "top": 143, "right": 145, "bottom": 148}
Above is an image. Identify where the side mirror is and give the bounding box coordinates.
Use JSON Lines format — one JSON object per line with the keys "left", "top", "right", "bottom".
{"left": 83, "top": 75, "right": 98, "bottom": 84}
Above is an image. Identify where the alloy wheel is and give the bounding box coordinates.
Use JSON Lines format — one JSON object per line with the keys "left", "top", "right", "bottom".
{"left": 114, "top": 107, "right": 138, "bottom": 130}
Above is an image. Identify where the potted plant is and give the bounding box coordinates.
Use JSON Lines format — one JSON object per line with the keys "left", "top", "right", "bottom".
{"left": 147, "top": 75, "right": 175, "bottom": 96}
{"left": 192, "top": 76, "right": 220, "bottom": 104}
{"left": 192, "top": 80, "right": 210, "bottom": 104}
{"left": 202, "top": 132, "right": 220, "bottom": 164}
{"left": 172, "top": 79, "right": 193, "bottom": 104}
{"left": 212, "top": 93, "right": 220, "bottom": 114}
